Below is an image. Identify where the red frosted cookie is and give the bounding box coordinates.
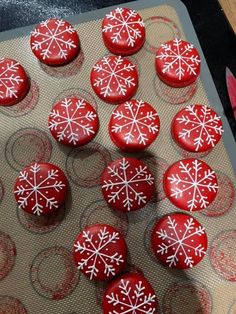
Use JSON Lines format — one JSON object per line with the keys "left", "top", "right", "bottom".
{"left": 48, "top": 97, "right": 99, "bottom": 147}
{"left": 155, "top": 38, "right": 201, "bottom": 87}
{"left": 102, "top": 7, "right": 145, "bottom": 55}
{"left": 164, "top": 158, "right": 218, "bottom": 211}
{"left": 109, "top": 99, "right": 160, "bottom": 152}
{"left": 14, "top": 162, "right": 67, "bottom": 216}
{"left": 0, "top": 58, "right": 29, "bottom": 106}
{"left": 151, "top": 213, "right": 207, "bottom": 269}
{"left": 103, "top": 273, "right": 158, "bottom": 314}
{"left": 101, "top": 157, "right": 154, "bottom": 212}
{"left": 172, "top": 104, "right": 224, "bottom": 153}
{"left": 73, "top": 224, "right": 127, "bottom": 281}
{"left": 30, "top": 18, "right": 80, "bottom": 66}
{"left": 90, "top": 55, "right": 138, "bottom": 104}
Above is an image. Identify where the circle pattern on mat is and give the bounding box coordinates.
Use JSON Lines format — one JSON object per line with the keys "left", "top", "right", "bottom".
{"left": 103, "top": 273, "right": 158, "bottom": 314}
{"left": 73, "top": 224, "right": 127, "bottom": 281}
{"left": 5, "top": 128, "right": 52, "bottom": 171}
{"left": 30, "top": 246, "right": 79, "bottom": 300}
{"left": 151, "top": 213, "right": 207, "bottom": 269}
{"left": 210, "top": 230, "right": 236, "bottom": 281}
{"left": 101, "top": 157, "right": 155, "bottom": 212}
{"left": 90, "top": 55, "right": 138, "bottom": 103}
{"left": 0, "top": 231, "right": 16, "bottom": 281}
{"left": 164, "top": 158, "right": 218, "bottom": 211}
{"left": 66, "top": 142, "right": 111, "bottom": 187}
{"left": 0, "top": 296, "right": 27, "bottom": 313}
{"left": 162, "top": 281, "right": 212, "bottom": 314}
{"left": 109, "top": 99, "right": 160, "bottom": 152}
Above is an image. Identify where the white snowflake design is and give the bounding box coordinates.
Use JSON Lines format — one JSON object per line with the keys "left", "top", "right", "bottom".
{"left": 102, "top": 158, "right": 154, "bottom": 211}
{"left": 156, "top": 38, "right": 201, "bottom": 80}
{"left": 176, "top": 105, "right": 224, "bottom": 151}
{"left": 168, "top": 159, "right": 218, "bottom": 211}
{"left": 31, "top": 19, "right": 77, "bottom": 60}
{"left": 93, "top": 56, "right": 136, "bottom": 98}
{"left": 111, "top": 100, "right": 159, "bottom": 145}
{"left": 103, "top": 7, "right": 145, "bottom": 47}
{"left": 74, "top": 226, "right": 124, "bottom": 280}
{"left": 49, "top": 98, "right": 97, "bottom": 145}
{"left": 156, "top": 215, "right": 206, "bottom": 268}
{"left": 0, "top": 59, "right": 24, "bottom": 100}
{"left": 14, "top": 163, "right": 66, "bottom": 216}
{"left": 106, "top": 278, "right": 156, "bottom": 314}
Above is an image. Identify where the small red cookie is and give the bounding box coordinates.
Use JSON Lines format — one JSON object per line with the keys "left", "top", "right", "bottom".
{"left": 155, "top": 38, "right": 201, "bottom": 87}
{"left": 109, "top": 99, "right": 160, "bottom": 152}
{"left": 151, "top": 213, "right": 207, "bottom": 269}
{"left": 103, "top": 272, "right": 158, "bottom": 314}
{"left": 30, "top": 18, "right": 80, "bottom": 66}
{"left": 48, "top": 97, "right": 99, "bottom": 147}
{"left": 90, "top": 55, "right": 138, "bottom": 104}
{"left": 101, "top": 157, "right": 154, "bottom": 212}
{"left": 0, "top": 58, "right": 29, "bottom": 106}
{"left": 172, "top": 104, "right": 223, "bottom": 153}
{"left": 73, "top": 224, "right": 127, "bottom": 281}
{"left": 102, "top": 7, "right": 145, "bottom": 55}
{"left": 14, "top": 162, "right": 67, "bottom": 216}
{"left": 164, "top": 158, "right": 218, "bottom": 211}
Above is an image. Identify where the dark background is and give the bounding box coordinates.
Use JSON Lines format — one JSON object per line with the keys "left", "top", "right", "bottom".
{"left": 0, "top": 0, "right": 235, "bottom": 137}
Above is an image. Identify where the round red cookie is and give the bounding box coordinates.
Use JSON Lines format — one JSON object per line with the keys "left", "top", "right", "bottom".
{"left": 151, "top": 213, "right": 207, "bottom": 269}
{"left": 103, "top": 272, "right": 158, "bottom": 314}
{"left": 102, "top": 7, "right": 145, "bottom": 55}
{"left": 109, "top": 99, "right": 160, "bottom": 152}
{"left": 155, "top": 38, "right": 201, "bottom": 87}
{"left": 90, "top": 55, "right": 138, "bottom": 104}
{"left": 14, "top": 162, "right": 68, "bottom": 216}
{"left": 172, "top": 104, "right": 223, "bottom": 153}
{"left": 48, "top": 96, "right": 99, "bottom": 147}
{"left": 73, "top": 224, "right": 127, "bottom": 281}
{"left": 101, "top": 157, "right": 154, "bottom": 212}
{"left": 164, "top": 158, "right": 218, "bottom": 211}
{"left": 30, "top": 18, "right": 80, "bottom": 66}
{"left": 0, "top": 58, "right": 29, "bottom": 106}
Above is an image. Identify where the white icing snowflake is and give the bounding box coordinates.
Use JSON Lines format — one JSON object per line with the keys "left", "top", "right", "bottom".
{"left": 106, "top": 278, "right": 156, "bottom": 314}
{"left": 102, "top": 158, "right": 154, "bottom": 211}
{"left": 103, "top": 7, "right": 145, "bottom": 47}
{"left": 14, "top": 163, "right": 66, "bottom": 216}
{"left": 111, "top": 100, "right": 159, "bottom": 145}
{"left": 31, "top": 19, "right": 77, "bottom": 60}
{"left": 156, "top": 215, "right": 206, "bottom": 267}
{"left": 156, "top": 38, "right": 201, "bottom": 80}
{"left": 0, "top": 59, "right": 24, "bottom": 99}
{"left": 93, "top": 56, "right": 136, "bottom": 98}
{"left": 74, "top": 226, "right": 124, "bottom": 280}
{"left": 48, "top": 98, "right": 97, "bottom": 145}
{"left": 177, "top": 105, "right": 224, "bottom": 151}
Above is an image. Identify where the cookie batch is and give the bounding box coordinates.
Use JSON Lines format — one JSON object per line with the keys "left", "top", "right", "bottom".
{"left": 1, "top": 6, "right": 225, "bottom": 314}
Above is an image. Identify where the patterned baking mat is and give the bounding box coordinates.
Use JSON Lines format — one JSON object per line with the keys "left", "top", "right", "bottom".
{"left": 0, "top": 0, "right": 235, "bottom": 313}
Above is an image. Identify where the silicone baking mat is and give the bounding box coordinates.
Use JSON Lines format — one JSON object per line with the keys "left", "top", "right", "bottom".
{"left": 0, "top": 0, "right": 236, "bottom": 313}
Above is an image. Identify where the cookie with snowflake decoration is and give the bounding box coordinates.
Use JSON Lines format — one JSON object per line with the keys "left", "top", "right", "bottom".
{"left": 101, "top": 157, "right": 154, "bottom": 212}
{"left": 102, "top": 7, "right": 145, "bottom": 56}
{"left": 0, "top": 58, "right": 29, "bottom": 106}
{"left": 103, "top": 272, "right": 158, "bottom": 313}
{"left": 155, "top": 38, "right": 201, "bottom": 87}
{"left": 109, "top": 99, "right": 160, "bottom": 152}
{"left": 48, "top": 96, "right": 99, "bottom": 147}
{"left": 30, "top": 18, "right": 80, "bottom": 66}
{"left": 151, "top": 213, "right": 208, "bottom": 269}
{"left": 164, "top": 158, "right": 218, "bottom": 211}
{"left": 73, "top": 224, "right": 127, "bottom": 281}
{"left": 90, "top": 55, "right": 138, "bottom": 104}
{"left": 14, "top": 162, "right": 68, "bottom": 216}
{"left": 171, "top": 104, "right": 223, "bottom": 153}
